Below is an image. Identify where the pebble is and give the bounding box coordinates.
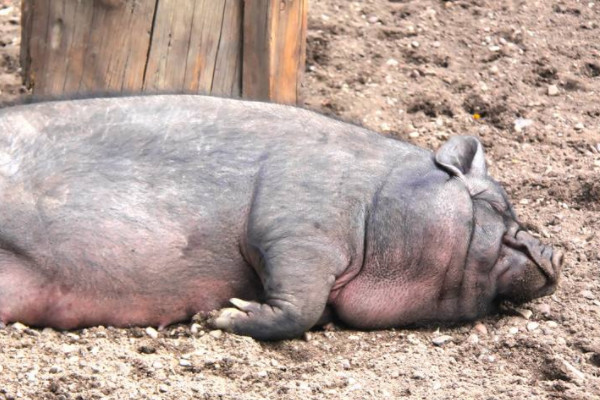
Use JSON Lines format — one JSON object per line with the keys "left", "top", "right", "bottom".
{"left": 574, "top": 122, "right": 585, "bottom": 131}
{"left": 145, "top": 327, "right": 158, "bottom": 339}
{"left": 380, "top": 123, "right": 391, "bottom": 132}
{"left": 257, "top": 370, "right": 268, "bottom": 378}
{"left": 138, "top": 345, "right": 156, "bottom": 354}
{"left": 209, "top": 329, "right": 223, "bottom": 339}
{"left": 152, "top": 361, "right": 164, "bottom": 369}
{"left": 348, "top": 335, "right": 360, "bottom": 341}
{"left": 546, "top": 321, "right": 558, "bottom": 329}
{"left": 386, "top": 58, "right": 399, "bottom": 67}
{"left": 490, "top": 65, "right": 499, "bottom": 74}
{"left": 514, "top": 118, "right": 534, "bottom": 132}
{"left": 581, "top": 290, "right": 595, "bottom": 300}
{"left": 547, "top": 85, "right": 559, "bottom": 96}
{"left": 179, "top": 359, "right": 192, "bottom": 368}
{"left": 411, "top": 41, "right": 420, "bottom": 48}
{"left": 412, "top": 370, "right": 426, "bottom": 379}
{"left": 49, "top": 366, "right": 61, "bottom": 374}
{"left": 526, "top": 322, "right": 539, "bottom": 331}
{"left": 190, "top": 323, "right": 201, "bottom": 335}
{"left": 468, "top": 334, "right": 479, "bottom": 344}
{"left": 509, "top": 327, "right": 519, "bottom": 335}
{"left": 474, "top": 323, "right": 488, "bottom": 335}
{"left": 432, "top": 335, "right": 453, "bottom": 346}
{"left": 11, "top": 322, "right": 27, "bottom": 331}
{"left": 536, "top": 303, "right": 551, "bottom": 315}
{"left": 158, "top": 384, "right": 169, "bottom": 393}
{"left": 516, "top": 308, "right": 533, "bottom": 319}
{"left": 489, "top": 45, "right": 501, "bottom": 52}
{"left": 340, "top": 359, "right": 351, "bottom": 370}
{"left": 409, "top": 131, "right": 420, "bottom": 138}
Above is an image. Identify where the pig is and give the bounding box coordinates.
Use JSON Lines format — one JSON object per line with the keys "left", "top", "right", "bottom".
{"left": 0, "top": 95, "right": 562, "bottom": 340}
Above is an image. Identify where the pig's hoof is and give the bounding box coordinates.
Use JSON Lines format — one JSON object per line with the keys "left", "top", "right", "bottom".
{"left": 212, "top": 298, "right": 258, "bottom": 332}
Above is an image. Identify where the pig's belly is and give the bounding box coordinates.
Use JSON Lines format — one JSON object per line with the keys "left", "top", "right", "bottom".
{"left": 0, "top": 202, "right": 262, "bottom": 329}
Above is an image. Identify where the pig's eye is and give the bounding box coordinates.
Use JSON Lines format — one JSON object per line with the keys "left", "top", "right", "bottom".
{"left": 473, "top": 190, "right": 508, "bottom": 214}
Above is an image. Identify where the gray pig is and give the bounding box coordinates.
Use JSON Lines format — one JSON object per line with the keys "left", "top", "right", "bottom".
{"left": 0, "top": 95, "right": 562, "bottom": 340}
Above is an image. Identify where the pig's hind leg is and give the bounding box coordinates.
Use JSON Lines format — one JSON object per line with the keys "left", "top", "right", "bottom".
{"left": 213, "top": 239, "right": 344, "bottom": 340}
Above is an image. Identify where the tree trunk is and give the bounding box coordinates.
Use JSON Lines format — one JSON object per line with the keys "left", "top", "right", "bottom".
{"left": 21, "top": 0, "right": 307, "bottom": 104}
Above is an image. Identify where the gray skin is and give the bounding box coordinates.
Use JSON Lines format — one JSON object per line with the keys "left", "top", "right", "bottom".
{"left": 0, "top": 95, "right": 563, "bottom": 340}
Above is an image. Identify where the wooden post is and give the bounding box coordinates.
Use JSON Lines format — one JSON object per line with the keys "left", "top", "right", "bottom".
{"left": 242, "top": 0, "right": 307, "bottom": 103}
{"left": 20, "top": 0, "right": 307, "bottom": 104}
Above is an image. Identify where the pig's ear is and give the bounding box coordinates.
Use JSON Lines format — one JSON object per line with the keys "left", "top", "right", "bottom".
{"left": 434, "top": 136, "right": 487, "bottom": 179}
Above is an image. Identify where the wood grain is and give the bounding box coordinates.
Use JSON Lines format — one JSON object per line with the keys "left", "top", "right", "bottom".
{"left": 21, "top": 0, "right": 305, "bottom": 102}
{"left": 243, "top": 0, "right": 307, "bottom": 103}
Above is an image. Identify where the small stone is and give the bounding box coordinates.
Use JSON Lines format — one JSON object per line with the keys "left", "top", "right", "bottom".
{"left": 145, "top": 327, "right": 159, "bottom": 339}
{"left": 190, "top": 323, "right": 201, "bottom": 335}
{"left": 386, "top": 58, "right": 399, "bottom": 67}
{"left": 581, "top": 290, "right": 595, "bottom": 300}
{"left": 546, "top": 321, "right": 558, "bottom": 329}
{"left": 474, "top": 323, "right": 488, "bottom": 335}
{"left": 152, "top": 361, "right": 164, "bottom": 369}
{"left": 11, "top": 322, "right": 28, "bottom": 331}
{"left": 412, "top": 370, "right": 426, "bottom": 379}
{"left": 158, "top": 384, "right": 169, "bottom": 393}
{"left": 526, "top": 322, "right": 539, "bottom": 331}
{"left": 516, "top": 308, "right": 533, "bottom": 319}
{"left": 49, "top": 366, "right": 61, "bottom": 374}
{"left": 547, "top": 85, "right": 559, "bottom": 96}
{"left": 411, "top": 41, "right": 420, "bottom": 48}
{"left": 179, "top": 359, "right": 192, "bottom": 367}
{"left": 489, "top": 45, "right": 501, "bottom": 52}
{"left": 519, "top": 199, "right": 530, "bottom": 205}
{"left": 468, "top": 334, "right": 479, "bottom": 344}
{"left": 536, "top": 303, "right": 551, "bottom": 315}
{"left": 368, "top": 16, "right": 379, "bottom": 24}
{"left": 490, "top": 65, "right": 499, "bottom": 74}
{"left": 90, "top": 365, "right": 101, "bottom": 373}
{"left": 574, "top": 122, "right": 585, "bottom": 131}
{"left": 409, "top": 131, "right": 420, "bottom": 138}
{"left": 509, "top": 327, "right": 519, "bottom": 335}
{"left": 348, "top": 335, "right": 360, "bottom": 341}
{"left": 138, "top": 345, "right": 156, "bottom": 354}
{"left": 303, "top": 332, "right": 312, "bottom": 341}
{"left": 561, "top": 359, "right": 585, "bottom": 381}
{"left": 340, "top": 359, "right": 351, "bottom": 369}
{"left": 514, "top": 118, "right": 534, "bottom": 132}
{"left": 432, "top": 335, "right": 453, "bottom": 346}
{"left": 257, "top": 370, "right": 268, "bottom": 378}
{"left": 209, "top": 329, "right": 223, "bottom": 339}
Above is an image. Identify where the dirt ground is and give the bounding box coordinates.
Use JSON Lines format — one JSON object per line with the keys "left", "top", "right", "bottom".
{"left": 0, "top": 0, "right": 599, "bottom": 399}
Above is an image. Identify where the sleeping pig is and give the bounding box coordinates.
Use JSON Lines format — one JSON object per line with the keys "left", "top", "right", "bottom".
{"left": 0, "top": 95, "right": 562, "bottom": 340}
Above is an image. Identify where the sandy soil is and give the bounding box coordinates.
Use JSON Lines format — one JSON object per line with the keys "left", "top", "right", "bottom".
{"left": 0, "top": 0, "right": 598, "bottom": 399}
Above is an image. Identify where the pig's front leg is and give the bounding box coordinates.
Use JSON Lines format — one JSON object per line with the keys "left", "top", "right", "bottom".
{"left": 214, "top": 239, "right": 344, "bottom": 340}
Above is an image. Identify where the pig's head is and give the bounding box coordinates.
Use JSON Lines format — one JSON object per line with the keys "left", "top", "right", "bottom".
{"left": 435, "top": 136, "right": 563, "bottom": 305}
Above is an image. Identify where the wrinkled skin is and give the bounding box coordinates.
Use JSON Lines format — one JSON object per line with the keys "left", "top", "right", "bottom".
{"left": 0, "top": 95, "right": 562, "bottom": 340}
